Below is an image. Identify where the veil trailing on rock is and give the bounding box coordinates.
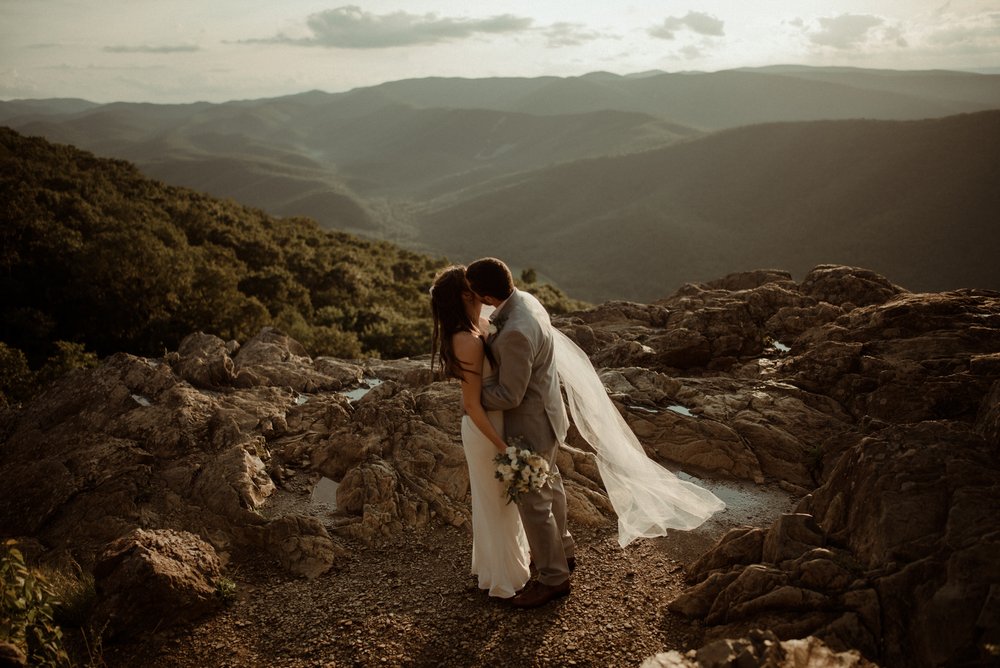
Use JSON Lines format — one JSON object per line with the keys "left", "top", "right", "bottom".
{"left": 551, "top": 327, "right": 726, "bottom": 547}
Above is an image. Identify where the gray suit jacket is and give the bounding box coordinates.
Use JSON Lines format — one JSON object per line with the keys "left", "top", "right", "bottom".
{"left": 482, "top": 290, "right": 569, "bottom": 452}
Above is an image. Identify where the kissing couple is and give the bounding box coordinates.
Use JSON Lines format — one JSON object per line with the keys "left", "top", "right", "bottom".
{"left": 430, "top": 258, "right": 724, "bottom": 608}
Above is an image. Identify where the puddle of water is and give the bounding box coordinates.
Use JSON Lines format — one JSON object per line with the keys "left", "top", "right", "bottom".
{"left": 628, "top": 405, "right": 660, "bottom": 414}
{"left": 294, "top": 394, "right": 309, "bottom": 406}
{"left": 666, "top": 404, "right": 695, "bottom": 417}
{"left": 340, "top": 378, "right": 383, "bottom": 401}
{"left": 646, "top": 470, "right": 798, "bottom": 561}
{"left": 769, "top": 341, "right": 791, "bottom": 353}
{"left": 131, "top": 394, "right": 152, "bottom": 407}
{"left": 677, "top": 471, "right": 795, "bottom": 530}
{"left": 310, "top": 476, "right": 339, "bottom": 509}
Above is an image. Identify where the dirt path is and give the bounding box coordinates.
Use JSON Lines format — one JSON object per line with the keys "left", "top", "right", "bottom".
{"left": 103, "top": 477, "right": 794, "bottom": 667}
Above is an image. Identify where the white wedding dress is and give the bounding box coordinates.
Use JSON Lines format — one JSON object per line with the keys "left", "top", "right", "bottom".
{"left": 460, "top": 355, "right": 531, "bottom": 598}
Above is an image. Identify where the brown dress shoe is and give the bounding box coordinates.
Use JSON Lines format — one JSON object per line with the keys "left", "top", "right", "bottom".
{"left": 510, "top": 579, "right": 571, "bottom": 608}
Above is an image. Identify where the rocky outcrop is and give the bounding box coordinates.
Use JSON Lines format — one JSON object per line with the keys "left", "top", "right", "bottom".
{"left": 92, "top": 529, "right": 222, "bottom": 639}
{"left": 669, "top": 421, "right": 1000, "bottom": 667}
{"left": 1, "top": 264, "right": 997, "bottom": 663}
{"left": 244, "top": 515, "right": 345, "bottom": 579}
{"left": 664, "top": 282, "right": 1000, "bottom": 667}
{"left": 0, "top": 331, "right": 365, "bottom": 589}
{"left": 642, "top": 629, "right": 876, "bottom": 667}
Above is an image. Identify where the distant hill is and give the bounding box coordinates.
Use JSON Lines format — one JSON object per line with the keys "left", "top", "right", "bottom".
{"left": 7, "top": 98, "right": 386, "bottom": 236}
{"left": 3, "top": 66, "right": 998, "bottom": 304}
{"left": 419, "top": 111, "right": 1000, "bottom": 302}
{"left": 0, "top": 97, "right": 100, "bottom": 122}
{"left": 4, "top": 94, "right": 695, "bottom": 235}
{"left": 347, "top": 67, "right": 1000, "bottom": 129}
{"left": 735, "top": 65, "right": 1000, "bottom": 108}
{"left": 3, "top": 65, "right": 998, "bottom": 235}
{"left": 303, "top": 105, "right": 697, "bottom": 200}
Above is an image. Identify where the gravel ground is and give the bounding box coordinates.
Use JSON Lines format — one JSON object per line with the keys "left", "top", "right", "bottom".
{"left": 103, "top": 477, "right": 794, "bottom": 668}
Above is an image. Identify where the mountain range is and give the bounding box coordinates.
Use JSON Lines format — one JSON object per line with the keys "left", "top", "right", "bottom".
{"left": 3, "top": 65, "right": 999, "bottom": 300}
{"left": 421, "top": 110, "right": 1000, "bottom": 301}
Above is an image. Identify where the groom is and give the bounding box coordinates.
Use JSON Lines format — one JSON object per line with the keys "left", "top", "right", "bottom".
{"left": 466, "top": 257, "right": 575, "bottom": 608}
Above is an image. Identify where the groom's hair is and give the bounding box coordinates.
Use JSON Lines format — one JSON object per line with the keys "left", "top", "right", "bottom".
{"left": 466, "top": 257, "right": 514, "bottom": 301}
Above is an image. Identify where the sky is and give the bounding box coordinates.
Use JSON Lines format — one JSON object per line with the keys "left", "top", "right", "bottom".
{"left": 2, "top": 0, "right": 999, "bottom": 103}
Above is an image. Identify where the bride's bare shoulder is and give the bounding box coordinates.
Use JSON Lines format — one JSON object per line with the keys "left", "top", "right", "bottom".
{"left": 451, "top": 330, "right": 484, "bottom": 353}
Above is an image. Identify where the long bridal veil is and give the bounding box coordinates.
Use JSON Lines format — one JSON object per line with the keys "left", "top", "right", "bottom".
{"left": 551, "top": 327, "right": 726, "bottom": 547}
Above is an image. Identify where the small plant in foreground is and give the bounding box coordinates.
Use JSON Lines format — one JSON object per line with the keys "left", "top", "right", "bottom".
{"left": 215, "top": 576, "right": 238, "bottom": 604}
{"left": 0, "top": 540, "right": 71, "bottom": 666}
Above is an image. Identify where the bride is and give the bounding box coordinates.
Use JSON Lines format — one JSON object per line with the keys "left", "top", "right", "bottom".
{"left": 430, "top": 265, "right": 530, "bottom": 597}
{"left": 429, "top": 264, "right": 725, "bottom": 600}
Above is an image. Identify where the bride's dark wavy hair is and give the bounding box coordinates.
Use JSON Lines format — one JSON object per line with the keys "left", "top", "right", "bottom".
{"left": 430, "top": 265, "right": 480, "bottom": 381}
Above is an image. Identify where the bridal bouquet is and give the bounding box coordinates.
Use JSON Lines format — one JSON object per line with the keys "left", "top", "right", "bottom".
{"left": 494, "top": 436, "right": 555, "bottom": 504}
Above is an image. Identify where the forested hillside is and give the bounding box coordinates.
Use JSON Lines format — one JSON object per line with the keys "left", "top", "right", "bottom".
{"left": 1, "top": 127, "right": 452, "bottom": 357}
{"left": 0, "top": 128, "right": 450, "bottom": 400}
{"left": 0, "top": 127, "right": 584, "bottom": 404}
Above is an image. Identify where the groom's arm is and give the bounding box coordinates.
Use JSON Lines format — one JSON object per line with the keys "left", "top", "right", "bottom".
{"left": 481, "top": 331, "right": 533, "bottom": 411}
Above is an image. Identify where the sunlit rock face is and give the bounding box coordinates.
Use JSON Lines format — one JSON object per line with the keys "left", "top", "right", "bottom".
{"left": 92, "top": 528, "right": 223, "bottom": 640}
{"left": 1, "top": 264, "right": 997, "bottom": 661}
{"left": 641, "top": 629, "right": 878, "bottom": 668}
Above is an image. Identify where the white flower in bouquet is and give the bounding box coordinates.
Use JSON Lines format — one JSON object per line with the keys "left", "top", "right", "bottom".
{"left": 493, "top": 435, "right": 556, "bottom": 504}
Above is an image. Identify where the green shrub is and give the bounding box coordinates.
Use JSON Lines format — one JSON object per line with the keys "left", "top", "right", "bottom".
{"left": 35, "top": 341, "right": 99, "bottom": 388}
{"left": 0, "top": 541, "right": 71, "bottom": 667}
{"left": 0, "top": 128, "right": 446, "bottom": 372}
{"left": 44, "top": 569, "right": 97, "bottom": 630}
{"left": 0, "top": 342, "right": 33, "bottom": 405}
{"left": 214, "top": 576, "right": 237, "bottom": 604}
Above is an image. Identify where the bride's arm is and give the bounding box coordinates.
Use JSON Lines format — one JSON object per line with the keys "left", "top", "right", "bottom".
{"left": 453, "top": 332, "right": 507, "bottom": 453}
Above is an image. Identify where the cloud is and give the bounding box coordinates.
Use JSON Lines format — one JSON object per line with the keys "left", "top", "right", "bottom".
{"left": 883, "top": 25, "right": 909, "bottom": 48}
{"left": 649, "top": 12, "right": 725, "bottom": 40}
{"left": 925, "top": 10, "right": 1000, "bottom": 47}
{"left": 543, "top": 22, "right": 605, "bottom": 47}
{"left": 104, "top": 45, "right": 200, "bottom": 54}
{"left": 680, "top": 45, "right": 704, "bottom": 59}
{"left": 245, "top": 5, "right": 532, "bottom": 49}
{"left": 808, "top": 14, "right": 884, "bottom": 49}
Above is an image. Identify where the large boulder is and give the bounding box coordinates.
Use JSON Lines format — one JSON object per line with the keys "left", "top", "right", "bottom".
{"left": 245, "top": 515, "right": 345, "bottom": 579}
{"left": 788, "top": 290, "right": 1000, "bottom": 423}
{"left": 0, "top": 329, "right": 408, "bottom": 577}
{"left": 799, "top": 264, "right": 906, "bottom": 308}
{"left": 170, "top": 332, "right": 241, "bottom": 389}
{"left": 232, "top": 327, "right": 345, "bottom": 392}
{"left": 670, "top": 421, "right": 1000, "bottom": 667}
{"left": 92, "top": 529, "right": 222, "bottom": 639}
